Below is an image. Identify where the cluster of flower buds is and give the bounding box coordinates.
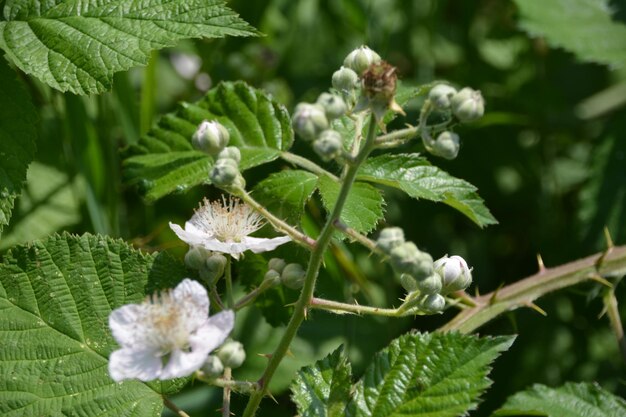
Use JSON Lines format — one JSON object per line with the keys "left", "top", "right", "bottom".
{"left": 185, "top": 246, "right": 228, "bottom": 285}
{"left": 376, "top": 227, "right": 473, "bottom": 314}
{"left": 202, "top": 339, "right": 246, "bottom": 378}
{"left": 210, "top": 147, "right": 244, "bottom": 189}
{"left": 266, "top": 257, "right": 306, "bottom": 290}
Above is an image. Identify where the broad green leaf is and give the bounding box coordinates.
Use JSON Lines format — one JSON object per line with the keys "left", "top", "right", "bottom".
{"left": 124, "top": 81, "right": 294, "bottom": 201}
{"left": 494, "top": 382, "right": 626, "bottom": 417}
{"left": 0, "top": 0, "right": 256, "bottom": 95}
{"left": 291, "top": 346, "right": 353, "bottom": 417}
{"left": 346, "top": 332, "right": 515, "bottom": 417}
{"left": 358, "top": 153, "right": 497, "bottom": 227}
{"left": 0, "top": 162, "right": 85, "bottom": 250}
{"left": 0, "top": 58, "right": 37, "bottom": 234}
{"left": 0, "top": 233, "right": 187, "bottom": 417}
{"left": 512, "top": 0, "right": 626, "bottom": 68}
{"left": 318, "top": 175, "right": 385, "bottom": 235}
{"left": 253, "top": 170, "right": 318, "bottom": 225}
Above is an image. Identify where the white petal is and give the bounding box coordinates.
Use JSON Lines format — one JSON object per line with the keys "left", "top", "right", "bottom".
{"left": 109, "top": 304, "right": 146, "bottom": 347}
{"left": 108, "top": 347, "right": 162, "bottom": 382}
{"left": 169, "top": 222, "right": 208, "bottom": 246}
{"left": 191, "top": 309, "right": 234, "bottom": 353}
{"left": 171, "top": 279, "right": 210, "bottom": 330}
{"left": 159, "top": 347, "right": 208, "bottom": 380}
{"left": 243, "top": 236, "right": 292, "bottom": 253}
{"left": 195, "top": 238, "right": 247, "bottom": 257}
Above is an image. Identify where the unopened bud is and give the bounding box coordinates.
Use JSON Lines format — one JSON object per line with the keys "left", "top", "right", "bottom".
{"left": 317, "top": 93, "right": 348, "bottom": 120}
{"left": 343, "top": 46, "right": 381, "bottom": 74}
{"left": 210, "top": 158, "right": 239, "bottom": 186}
{"left": 313, "top": 130, "right": 343, "bottom": 161}
{"left": 199, "top": 253, "right": 228, "bottom": 284}
{"left": 201, "top": 355, "right": 224, "bottom": 378}
{"left": 389, "top": 242, "right": 433, "bottom": 280}
{"left": 185, "top": 246, "right": 211, "bottom": 270}
{"left": 217, "top": 146, "right": 241, "bottom": 164}
{"left": 399, "top": 273, "right": 418, "bottom": 292}
{"left": 281, "top": 263, "right": 306, "bottom": 290}
{"left": 421, "top": 293, "right": 445, "bottom": 313}
{"left": 428, "top": 84, "right": 457, "bottom": 110}
{"left": 264, "top": 269, "right": 281, "bottom": 285}
{"left": 292, "top": 103, "right": 329, "bottom": 141}
{"left": 430, "top": 131, "right": 460, "bottom": 160}
{"left": 416, "top": 273, "right": 443, "bottom": 295}
{"left": 376, "top": 227, "right": 405, "bottom": 253}
{"left": 192, "top": 120, "right": 230, "bottom": 156}
{"left": 268, "top": 258, "right": 287, "bottom": 274}
{"left": 217, "top": 340, "right": 246, "bottom": 369}
{"left": 451, "top": 87, "right": 485, "bottom": 123}
{"left": 332, "top": 66, "right": 359, "bottom": 93}
{"left": 434, "top": 255, "right": 472, "bottom": 295}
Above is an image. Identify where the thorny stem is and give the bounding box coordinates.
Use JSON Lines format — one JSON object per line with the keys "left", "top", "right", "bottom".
{"left": 163, "top": 397, "right": 190, "bottom": 417}
{"left": 234, "top": 278, "right": 277, "bottom": 311}
{"left": 225, "top": 256, "right": 234, "bottom": 309}
{"left": 374, "top": 125, "right": 419, "bottom": 147}
{"left": 439, "top": 245, "right": 626, "bottom": 334}
{"left": 603, "top": 288, "right": 626, "bottom": 363}
{"left": 241, "top": 113, "right": 379, "bottom": 417}
{"left": 333, "top": 220, "right": 384, "bottom": 255}
{"left": 280, "top": 151, "right": 339, "bottom": 181}
{"left": 309, "top": 296, "right": 422, "bottom": 317}
{"left": 222, "top": 367, "right": 232, "bottom": 417}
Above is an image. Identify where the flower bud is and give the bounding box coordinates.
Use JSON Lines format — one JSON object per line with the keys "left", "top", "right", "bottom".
{"left": 434, "top": 255, "right": 472, "bottom": 295}
{"left": 268, "top": 258, "right": 287, "bottom": 274}
{"left": 264, "top": 269, "right": 281, "bottom": 285}
{"left": 451, "top": 87, "right": 485, "bottom": 123}
{"left": 281, "top": 263, "right": 306, "bottom": 290}
{"left": 343, "top": 46, "right": 381, "bottom": 74}
{"left": 416, "top": 273, "right": 443, "bottom": 295}
{"left": 355, "top": 61, "right": 405, "bottom": 121}
{"left": 192, "top": 120, "right": 230, "bottom": 156}
{"left": 316, "top": 93, "right": 348, "bottom": 120}
{"left": 199, "top": 253, "right": 228, "bottom": 284}
{"left": 217, "top": 340, "right": 246, "bottom": 369}
{"left": 431, "top": 131, "right": 460, "bottom": 160}
{"left": 421, "top": 293, "right": 445, "bottom": 313}
{"left": 217, "top": 146, "right": 241, "bottom": 164}
{"left": 428, "top": 84, "right": 457, "bottom": 110}
{"left": 313, "top": 129, "right": 343, "bottom": 161}
{"left": 292, "top": 103, "right": 329, "bottom": 141}
{"left": 201, "top": 355, "right": 224, "bottom": 378}
{"left": 332, "top": 66, "right": 359, "bottom": 93}
{"left": 399, "top": 273, "right": 418, "bottom": 293}
{"left": 185, "top": 246, "right": 211, "bottom": 270}
{"left": 210, "top": 158, "right": 239, "bottom": 186}
{"left": 376, "top": 227, "right": 405, "bottom": 253}
{"left": 389, "top": 242, "right": 433, "bottom": 280}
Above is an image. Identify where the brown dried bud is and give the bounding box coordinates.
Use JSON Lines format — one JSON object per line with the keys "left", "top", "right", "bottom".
{"left": 355, "top": 61, "right": 405, "bottom": 122}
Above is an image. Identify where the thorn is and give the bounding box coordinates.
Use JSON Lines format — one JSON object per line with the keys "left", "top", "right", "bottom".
{"left": 536, "top": 254, "right": 546, "bottom": 272}
{"left": 284, "top": 301, "right": 298, "bottom": 308}
{"left": 525, "top": 301, "right": 547, "bottom": 316}
{"left": 489, "top": 282, "right": 504, "bottom": 305}
{"left": 474, "top": 286, "right": 480, "bottom": 297}
{"left": 266, "top": 391, "right": 279, "bottom": 404}
{"left": 257, "top": 353, "right": 272, "bottom": 359}
{"left": 604, "top": 227, "right": 614, "bottom": 249}
{"left": 285, "top": 349, "right": 295, "bottom": 358}
{"left": 590, "top": 273, "right": 613, "bottom": 288}
{"left": 303, "top": 307, "right": 309, "bottom": 320}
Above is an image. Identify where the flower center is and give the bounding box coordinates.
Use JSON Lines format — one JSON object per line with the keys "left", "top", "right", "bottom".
{"left": 143, "top": 292, "right": 191, "bottom": 353}
{"left": 191, "top": 196, "right": 264, "bottom": 242}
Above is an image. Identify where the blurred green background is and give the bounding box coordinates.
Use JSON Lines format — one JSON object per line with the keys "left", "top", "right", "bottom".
{"left": 3, "top": 0, "right": 625, "bottom": 415}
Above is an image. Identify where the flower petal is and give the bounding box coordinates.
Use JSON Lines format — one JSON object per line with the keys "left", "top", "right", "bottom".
{"left": 159, "top": 348, "right": 208, "bottom": 379}
{"left": 108, "top": 304, "right": 146, "bottom": 347}
{"left": 169, "top": 222, "right": 208, "bottom": 246}
{"left": 171, "top": 279, "right": 210, "bottom": 330}
{"left": 243, "top": 236, "right": 292, "bottom": 253}
{"left": 191, "top": 309, "right": 235, "bottom": 353}
{"left": 108, "top": 347, "right": 162, "bottom": 382}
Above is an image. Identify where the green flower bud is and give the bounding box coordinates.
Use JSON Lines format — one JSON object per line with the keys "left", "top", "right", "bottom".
{"left": 343, "top": 46, "right": 381, "bottom": 74}
{"left": 210, "top": 158, "right": 239, "bottom": 187}
{"left": 316, "top": 93, "right": 348, "bottom": 120}
{"left": 421, "top": 293, "right": 446, "bottom": 313}
{"left": 376, "top": 227, "right": 405, "bottom": 253}
{"left": 199, "top": 253, "right": 228, "bottom": 284}
{"left": 268, "top": 258, "right": 287, "bottom": 274}
{"left": 451, "top": 87, "right": 485, "bottom": 123}
{"left": 192, "top": 120, "right": 230, "bottom": 156}
{"left": 428, "top": 84, "right": 457, "bottom": 110}
{"left": 264, "top": 269, "right": 281, "bottom": 285}
{"left": 313, "top": 129, "right": 343, "bottom": 161}
{"left": 184, "top": 246, "right": 211, "bottom": 270}
{"left": 416, "top": 273, "right": 443, "bottom": 295}
{"left": 292, "top": 103, "right": 329, "bottom": 141}
{"left": 217, "top": 340, "right": 246, "bottom": 369}
{"left": 201, "top": 355, "right": 224, "bottom": 378}
{"left": 431, "top": 131, "right": 460, "bottom": 160}
{"left": 399, "top": 273, "right": 418, "bottom": 293}
{"left": 217, "top": 146, "right": 241, "bottom": 164}
{"left": 332, "top": 66, "right": 359, "bottom": 93}
{"left": 389, "top": 242, "right": 433, "bottom": 280}
{"left": 434, "top": 255, "right": 472, "bottom": 295}
{"left": 281, "top": 263, "right": 306, "bottom": 290}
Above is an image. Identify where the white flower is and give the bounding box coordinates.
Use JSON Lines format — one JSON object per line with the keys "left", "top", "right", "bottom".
{"left": 108, "top": 279, "right": 233, "bottom": 382}
{"left": 169, "top": 196, "right": 291, "bottom": 260}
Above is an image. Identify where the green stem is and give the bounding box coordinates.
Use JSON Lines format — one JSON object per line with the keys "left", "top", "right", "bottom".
{"left": 309, "top": 296, "right": 419, "bottom": 317}
{"left": 222, "top": 367, "right": 232, "bottom": 417}
{"left": 225, "top": 256, "right": 234, "bottom": 309}
{"left": 242, "top": 113, "right": 379, "bottom": 417}
{"left": 333, "top": 220, "right": 384, "bottom": 255}
{"left": 374, "top": 125, "right": 419, "bottom": 147}
{"left": 235, "top": 278, "right": 277, "bottom": 311}
{"left": 603, "top": 287, "right": 626, "bottom": 363}
{"left": 163, "top": 397, "right": 190, "bottom": 417}
{"left": 439, "top": 245, "right": 626, "bottom": 334}
{"left": 280, "top": 151, "right": 339, "bottom": 181}
{"left": 140, "top": 51, "right": 158, "bottom": 136}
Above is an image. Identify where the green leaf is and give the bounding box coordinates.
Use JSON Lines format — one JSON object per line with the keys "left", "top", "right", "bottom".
{"left": 253, "top": 170, "right": 318, "bottom": 225}
{"left": 318, "top": 175, "right": 385, "bottom": 235}
{"left": 0, "top": 0, "right": 257, "bottom": 95}
{"left": 291, "top": 346, "right": 353, "bottom": 417}
{"left": 512, "top": 0, "right": 626, "bottom": 68}
{"left": 0, "top": 233, "right": 188, "bottom": 416}
{"left": 0, "top": 58, "right": 37, "bottom": 234}
{"left": 124, "top": 81, "right": 294, "bottom": 201}
{"left": 494, "top": 382, "right": 626, "bottom": 417}
{"left": 0, "top": 162, "right": 85, "bottom": 250}
{"left": 346, "top": 332, "right": 515, "bottom": 417}
{"left": 358, "top": 153, "right": 497, "bottom": 228}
